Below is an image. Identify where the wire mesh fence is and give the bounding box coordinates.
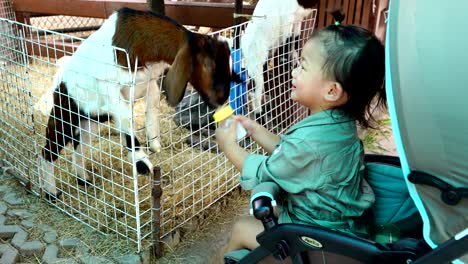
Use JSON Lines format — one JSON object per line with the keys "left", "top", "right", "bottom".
{"left": 0, "top": 0, "right": 19, "bottom": 63}
{"left": 30, "top": 15, "right": 105, "bottom": 31}
{"left": 29, "top": 15, "right": 105, "bottom": 40}
{"left": 0, "top": 0, "right": 14, "bottom": 19}
{"left": 0, "top": 8, "right": 317, "bottom": 253}
{"left": 0, "top": 18, "right": 152, "bottom": 251}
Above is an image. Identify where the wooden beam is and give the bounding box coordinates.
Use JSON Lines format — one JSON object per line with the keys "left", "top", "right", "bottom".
{"left": 12, "top": 0, "right": 254, "bottom": 28}
{"left": 25, "top": 39, "right": 79, "bottom": 59}
{"left": 147, "top": 0, "right": 165, "bottom": 14}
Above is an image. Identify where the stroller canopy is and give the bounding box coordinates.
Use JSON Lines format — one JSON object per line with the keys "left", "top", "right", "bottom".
{"left": 386, "top": 0, "right": 468, "bottom": 258}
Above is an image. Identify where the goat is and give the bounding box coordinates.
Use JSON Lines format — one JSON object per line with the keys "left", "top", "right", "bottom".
{"left": 35, "top": 55, "right": 72, "bottom": 115}
{"left": 241, "top": 0, "right": 315, "bottom": 120}
{"left": 40, "top": 7, "right": 235, "bottom": 199}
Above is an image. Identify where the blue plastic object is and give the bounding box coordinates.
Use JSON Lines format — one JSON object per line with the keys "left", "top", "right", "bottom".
{"left": 229, "top": 48, "right": 248, "bottom": 115}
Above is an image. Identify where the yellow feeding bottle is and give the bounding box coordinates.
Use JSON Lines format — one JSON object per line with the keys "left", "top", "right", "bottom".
{"left": 213, "top": 105, "right": 247, "bottom": 141}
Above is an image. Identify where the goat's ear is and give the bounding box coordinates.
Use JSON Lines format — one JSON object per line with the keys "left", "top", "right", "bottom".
{"left": 162, "top": 43, "right": 193, "bottom": 106}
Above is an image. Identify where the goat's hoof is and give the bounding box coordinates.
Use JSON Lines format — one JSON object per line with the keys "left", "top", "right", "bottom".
{"left": 136, "top": 160, "right": 151, "bottom": 175}
{"left": 149, "top": 139, "right": 162, "bottom": 153}
{"left": 44, "top": 191, "right": 62, "bottom": 203}
{"left": 76, "top": 178, "right": 92, "bottom": 186}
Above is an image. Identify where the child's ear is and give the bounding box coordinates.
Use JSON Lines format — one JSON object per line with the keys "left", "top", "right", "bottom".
{"left": 323, "top": 82, "right": 345, "bottom": 102}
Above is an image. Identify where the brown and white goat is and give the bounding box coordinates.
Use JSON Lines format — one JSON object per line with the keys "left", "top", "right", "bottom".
{"left": 40, "top": 7, "right": 234, "bottom": 198}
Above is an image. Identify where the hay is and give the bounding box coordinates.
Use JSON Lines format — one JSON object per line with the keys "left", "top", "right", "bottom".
{"left": 0, "top": 56, "right": 240, "bottom": 249}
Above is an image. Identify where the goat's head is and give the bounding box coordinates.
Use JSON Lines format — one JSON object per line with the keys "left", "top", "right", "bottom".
{"left": 162, "top": 34, "right": 234, "bottom": 108}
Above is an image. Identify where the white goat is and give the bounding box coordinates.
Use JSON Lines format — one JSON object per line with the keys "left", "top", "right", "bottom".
{"left": 35, "top": 56, "right": 72, "bottom": 115}
{"left": 241, "top": 0, "right": 314, "bottom": 117}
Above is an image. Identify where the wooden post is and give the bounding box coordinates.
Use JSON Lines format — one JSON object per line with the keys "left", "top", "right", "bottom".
{"left": 147, "top": 0, "right": 165, "bottom": 15}
{"left": 150, "top": 166, "right": 163, "bottom": 258}
{"left": 234, "top": 0, "right": 243, "bottom": 25}
{"left": 233, "top": 0, "right": 243, "bottom": 49}
{"left": 373, "top": 0, "right": 389, "bottom": 42}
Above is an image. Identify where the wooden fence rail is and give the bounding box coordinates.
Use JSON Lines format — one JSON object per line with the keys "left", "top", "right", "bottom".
{"left": 316, "top": 0, "right": 377, "bottom": 30}
{"left": 12, "top": 0, "right": 254, "bottom": 28}
{"left": 12, "top": 0, "right": 387, "bottom": 32}
{"left": 8, "top": 0, "right": 388, "bottom": 59}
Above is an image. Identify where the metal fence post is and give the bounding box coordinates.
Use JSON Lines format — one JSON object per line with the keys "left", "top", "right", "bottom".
{"left": 151, "top": 166, "right": 163, "bottom": 258}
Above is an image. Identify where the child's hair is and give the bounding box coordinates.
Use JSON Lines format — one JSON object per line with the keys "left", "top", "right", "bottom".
{"left": 312, "top": 10, "right": 386, "bottom": 128}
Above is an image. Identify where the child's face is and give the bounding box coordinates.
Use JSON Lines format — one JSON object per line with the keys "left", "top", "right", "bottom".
{"left": 291, "top": 38, "right": 330, "bottom": 112}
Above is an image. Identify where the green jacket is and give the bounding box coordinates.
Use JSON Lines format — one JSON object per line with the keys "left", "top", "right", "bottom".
{"left": 241, "top": 110, "right": 375, "bottom": 234}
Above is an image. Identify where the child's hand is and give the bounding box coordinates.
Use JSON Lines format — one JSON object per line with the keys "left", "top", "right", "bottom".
{"left": 232, "top": 115, "right": 258, "bottom": 137}
{"left": 215, "top": 119, "right": 238, "bottom": 151}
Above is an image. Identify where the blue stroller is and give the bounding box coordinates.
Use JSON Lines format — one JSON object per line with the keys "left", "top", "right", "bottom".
{"left": 224, "top": 0, "right": 468, "bottom": 263}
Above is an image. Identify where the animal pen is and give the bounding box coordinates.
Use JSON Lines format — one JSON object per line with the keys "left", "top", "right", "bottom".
{"left": 0, "top": 4, "right": 317, "bottom": 254}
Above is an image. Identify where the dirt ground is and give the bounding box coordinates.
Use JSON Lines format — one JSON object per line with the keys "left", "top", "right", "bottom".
{"left": 158, "top": 190, "right": 250, "bottom": 264}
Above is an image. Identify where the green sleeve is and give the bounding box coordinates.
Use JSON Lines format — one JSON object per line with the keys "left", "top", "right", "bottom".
{"left": 240, "top": 138, "right": 319, "bottom": 192}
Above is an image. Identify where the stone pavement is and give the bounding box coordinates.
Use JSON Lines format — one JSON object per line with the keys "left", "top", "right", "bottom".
{"left": 0, "top": 170, "right": 143, "bottom": 264}
{"left": 0, "top": 167, "right": 247, "bottom": 264}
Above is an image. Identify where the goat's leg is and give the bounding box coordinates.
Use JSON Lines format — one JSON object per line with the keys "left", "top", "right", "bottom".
{"left": 113, "top": 109, "right": 153, "bottom": 176}
{"left": 252, "top": 62, "right": 265, "bottom": 114}
{"left": 145, "top": 79, "right": 162, "bottom": 153}
{"left": 251, "top": 63, "right": 266, "bottom": 124}
{"left": 72, "top": 119, "right": 98, "bottom": 186}
{"left": 40, "top": 86, "right": 80, "bottom": 200}
{"left": 40, "top": 118, "right": 61, "bottom": 198}
{"left": 124, "top": 134, "right": 152, "bottom": 175}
